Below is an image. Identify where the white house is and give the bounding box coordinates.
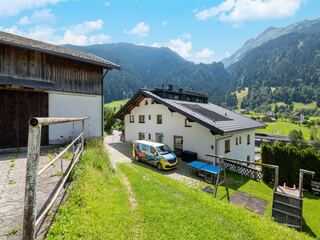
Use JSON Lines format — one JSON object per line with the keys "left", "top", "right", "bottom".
{"left": 0, "top": 31, "right": 119, "bottom": 148}
{"left": 116, "top": 87, "right": 265, "bottom": 163}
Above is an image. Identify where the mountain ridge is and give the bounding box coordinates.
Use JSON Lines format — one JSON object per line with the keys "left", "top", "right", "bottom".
{"left": 223, "top": 17, "right": 320, "bottom": 67}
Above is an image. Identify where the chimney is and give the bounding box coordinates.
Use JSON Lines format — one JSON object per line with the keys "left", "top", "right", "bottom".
{"left": 168, "top": 84, "right": 173, "bottom": 91}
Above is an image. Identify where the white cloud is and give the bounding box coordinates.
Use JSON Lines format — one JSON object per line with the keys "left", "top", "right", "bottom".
{"left": 0, "top": 0, "right": 62, "bottom": 17}
{"left": 19, "top": 9, "right": 55, "bottom": 25}
{"left": 194, "top": 48, "right": 215, "bottom": 62}
{"left": 1, "top": 19, "right": 111, "bottom": 46}
{"left": 167, "top": 38, "right": 193, "bottom": 59}
{"left": 125, "top": 21, "right": 149, "bottom": 37}
{"left": 151, "top": 38, "right": 215, "bottom": 63}
{"left": 195, "top": 0, "right": 302, "bottom": 23}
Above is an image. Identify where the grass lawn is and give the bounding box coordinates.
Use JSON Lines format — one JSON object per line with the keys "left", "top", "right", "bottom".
{"left": 293, "top": 102, "right": 317, "bottom": 111}
{"left": 46, "top": 142, "right": 318, "bottom": 240}
{"left": 105, "top": 99, "right": 128, "bottom": 111}
{"left": 257, "top": 120, "right": 312, "bottom": 140}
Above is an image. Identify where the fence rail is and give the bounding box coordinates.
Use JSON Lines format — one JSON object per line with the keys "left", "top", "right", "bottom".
{"left": 23, "top": 117, "right": 88, "bottom": 240}
{"left": 205, "top": 154, "right": 279, "bottom": 187}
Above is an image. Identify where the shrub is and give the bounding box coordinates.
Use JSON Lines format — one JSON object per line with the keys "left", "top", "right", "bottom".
{"left": 261, "top": 142, "right": 320, "bottom": 189}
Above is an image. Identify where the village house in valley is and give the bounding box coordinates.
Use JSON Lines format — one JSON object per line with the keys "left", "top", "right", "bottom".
{"left": 0, "top": 31, "right": 119, "bottom": 149}
{"left": 116, "top": 85, "right": 265, "bottom": 162}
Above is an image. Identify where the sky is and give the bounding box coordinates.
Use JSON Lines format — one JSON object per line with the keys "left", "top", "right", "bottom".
{"left": 0, "top": 0, "right": 319, "bottom": 63}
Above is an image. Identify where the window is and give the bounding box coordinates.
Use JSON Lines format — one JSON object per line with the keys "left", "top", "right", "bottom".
{"left": 148, "top": 133, "right": 151, "bottom": 140}
{"left": 139, "top": 115, "right": 145, "bottom": 123}
{"left": 151, "top": 100, "right": 155, "bottom": 104}
{"left": 239, "top": 136, "right": 242, "bottom": 144}
{"left": 247, "top": 134, "right": 251, "bottom": 145}
{"left": 247, "top": 155, "right": 251, "bottom": 167}
{"left": 145, "top": 100, "right": 148, "bottom": 105}
{"left": 155, "top": 133, "right": 164, "bottom": 143}
{"left": 225, "top": 140, "right": 231, "bottom": 154}
{"left": 129, "top": 115, "right": 134, "bottom": 123}
{"left": 150, "top": 147, "right": 157, "bottom": 155}
{"left": 157, "top": 114, "right": 162, "bottom": 124}
{"left": 148, "top": 115, "right": 151, "bottom": 120}
{"left": 185, "top": 118, "right": 192, "bottom": 127}
{"left": 236, "top": 137, "right": 238, "bottom": 145}
{"left": 138, "top": 132, "right": 145, "bottom": 140}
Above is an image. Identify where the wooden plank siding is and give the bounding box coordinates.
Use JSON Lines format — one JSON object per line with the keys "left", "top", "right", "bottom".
{"left": 0, "top": 44, "right": 103, "bottom": 95}
{"left": 0, "top": 89, "right": 48, "bottom": 148}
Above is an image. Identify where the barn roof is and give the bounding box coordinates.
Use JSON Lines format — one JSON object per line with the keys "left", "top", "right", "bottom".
{"left": 116, "top": 89, "right": 265, "bottom": 134}
{"left": 0, "top": 31, "right": 120, "bottom": 69}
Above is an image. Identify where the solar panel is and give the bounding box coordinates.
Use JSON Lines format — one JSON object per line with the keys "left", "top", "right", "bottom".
{"left": 180, "top": 103, "right": 232, "bottom": 122}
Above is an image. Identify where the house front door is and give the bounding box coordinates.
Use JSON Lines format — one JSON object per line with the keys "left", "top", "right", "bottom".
{"left": 173, "top": 136, "right": 183, "bottom": 157}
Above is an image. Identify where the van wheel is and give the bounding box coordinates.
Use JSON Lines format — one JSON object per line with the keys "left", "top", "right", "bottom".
{"left": 157, "top": 163, "right": 163, "bottom": 171}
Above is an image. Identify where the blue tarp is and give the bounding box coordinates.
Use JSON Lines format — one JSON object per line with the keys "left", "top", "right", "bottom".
{"left": 187, "top": 160, "right": 221, "bottom": 174}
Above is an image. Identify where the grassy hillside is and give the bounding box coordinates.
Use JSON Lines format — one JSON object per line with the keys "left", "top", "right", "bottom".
{"left": 234, "top": 87, "right": 249, "bottom": 108}
{"left": 293, "top": 101, "right": 317, "bottom": 111}
{"left": 257, "top": 121, "right": 312, "bottom": 139}
{"left": 47, "top": 142, "right": 315, "bottom": 240}
{"left": 105, "top": 99, "right": 128, "bottom": 111}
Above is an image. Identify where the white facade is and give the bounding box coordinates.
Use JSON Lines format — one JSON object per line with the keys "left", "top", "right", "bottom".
{"left": 48, "top": 91, "right": 102, "bottom": 144}
{"left": 124, "top": 98, "right": 256, "bottom": 162}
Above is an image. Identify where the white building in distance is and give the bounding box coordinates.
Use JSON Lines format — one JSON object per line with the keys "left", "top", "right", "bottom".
{"left": 116, "top": 86, "right": 265, "bottom": 163}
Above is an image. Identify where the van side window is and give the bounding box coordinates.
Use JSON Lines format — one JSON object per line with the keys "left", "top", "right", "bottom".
{"left": 150, "top": 147, "right": 157, "bottom": 155}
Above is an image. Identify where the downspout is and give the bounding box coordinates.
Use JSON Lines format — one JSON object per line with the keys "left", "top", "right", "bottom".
{"left": 101, "top": 69, "right": 109, "bottom": 137}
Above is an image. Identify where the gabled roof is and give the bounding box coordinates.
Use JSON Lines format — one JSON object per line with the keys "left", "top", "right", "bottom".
{"left": 0, "top": 31, "right": 120, "bottom": 69}
{"left": 116, "top": 89, "right": 265, "bottom": 134}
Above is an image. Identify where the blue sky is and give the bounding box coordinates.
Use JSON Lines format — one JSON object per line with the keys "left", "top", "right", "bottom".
{"left": 0, "top": 0, "right": 319, "bottom": 63}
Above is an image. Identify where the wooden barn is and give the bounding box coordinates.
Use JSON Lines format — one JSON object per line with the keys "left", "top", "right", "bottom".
{"left": 0, "top": 31, "right": 120, "bottom": 149}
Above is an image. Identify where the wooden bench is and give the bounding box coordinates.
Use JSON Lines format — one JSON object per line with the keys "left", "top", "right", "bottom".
{"left": 311, "top": 181, "right": 320, "bottom": 195}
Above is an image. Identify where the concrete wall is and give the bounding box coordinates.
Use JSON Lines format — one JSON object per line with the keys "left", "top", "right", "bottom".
{"left": 124, "top": 97, "right": 256, "bottom": 162}
{"left": 48, "top": 91, "right": 102, "bottom": 144}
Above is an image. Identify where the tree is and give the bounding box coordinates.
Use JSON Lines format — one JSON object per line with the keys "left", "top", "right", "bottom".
{"left": 104, "top": 107, "right": 116, "bottom": 134}
{"left": 288, "top": 130, "right": 304, "bottom": 147}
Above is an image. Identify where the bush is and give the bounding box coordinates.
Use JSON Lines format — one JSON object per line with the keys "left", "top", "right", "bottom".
{"left": 261, "top": 142, "right": 320, "bottom": 189}
{"left": 104, "top": 107, "right": 116, "bottom": 133}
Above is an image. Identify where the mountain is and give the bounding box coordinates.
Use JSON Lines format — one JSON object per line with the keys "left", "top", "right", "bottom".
{"left": 223, "top": 18, "right": 320, "bottom": 67}
{"left": 66, "top": 43, "right": 232, "bottom": 103}
{"left": 228, "top": 29, "right": 320, "bottom": 110}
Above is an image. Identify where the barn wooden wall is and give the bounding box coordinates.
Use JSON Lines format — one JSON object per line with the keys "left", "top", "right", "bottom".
{"left": 0, "top": 44, "right": 103, "bottom": 94}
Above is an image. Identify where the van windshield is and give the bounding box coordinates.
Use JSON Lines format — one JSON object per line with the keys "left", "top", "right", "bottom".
{"left": 156, "top": 145, "right": 172, "bottom": 155}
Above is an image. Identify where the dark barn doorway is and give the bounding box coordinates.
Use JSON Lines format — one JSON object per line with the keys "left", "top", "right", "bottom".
{"left": 0, "top": 89, "right": 48, "bottom": 149}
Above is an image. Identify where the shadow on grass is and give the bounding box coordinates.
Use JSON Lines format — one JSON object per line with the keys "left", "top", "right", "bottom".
{"left": 302, "top": 217, "right": 318, "bottom": 239}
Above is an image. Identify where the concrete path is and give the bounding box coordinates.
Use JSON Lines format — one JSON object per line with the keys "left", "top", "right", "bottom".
{"left": 104, "top": 130, "right": 132, "bottom": 170}
{"left": 0, "top": 151, "right": 70, "bottom": 240}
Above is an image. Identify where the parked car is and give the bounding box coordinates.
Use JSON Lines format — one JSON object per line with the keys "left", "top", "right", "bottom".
{"left": 132, "top": 140, "right": 178, "bottom": 170}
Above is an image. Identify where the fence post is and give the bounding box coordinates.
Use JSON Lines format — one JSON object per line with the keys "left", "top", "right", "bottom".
{"left": 23, "top": 124, "right": 42, "bottom": 240}
{"left": 81, "top": 120, "right": 85, "bottom": 151}
{"left": 274, "top": 166, "right": 279, "bottom": 190}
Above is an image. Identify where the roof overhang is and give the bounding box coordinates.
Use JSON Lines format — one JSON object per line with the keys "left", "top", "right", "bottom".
{"left": 0, "top": 39, "right": 120, "bottom": 70}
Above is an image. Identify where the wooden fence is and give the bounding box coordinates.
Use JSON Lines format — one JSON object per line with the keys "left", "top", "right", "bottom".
{"left": 23, "top": 117, "right": 88, "bottom": 240}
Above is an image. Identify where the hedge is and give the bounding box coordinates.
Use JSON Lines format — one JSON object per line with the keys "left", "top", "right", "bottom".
{"left": 261, "top": 142, "right": 320, "bottom": 189}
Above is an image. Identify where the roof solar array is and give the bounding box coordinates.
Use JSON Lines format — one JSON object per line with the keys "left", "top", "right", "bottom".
{"left": 180, "top": 103, "right": 232, "bottom": 122}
